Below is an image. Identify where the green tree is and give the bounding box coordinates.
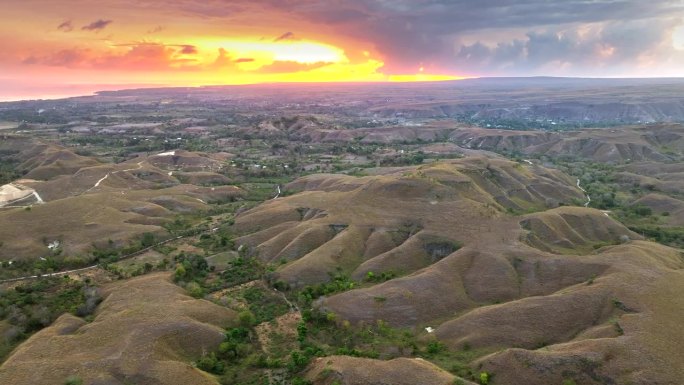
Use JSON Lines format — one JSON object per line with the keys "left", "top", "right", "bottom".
{"left": 64, "top": 376, "right": 83, "bottom": 385}
{"left": 141, "top": 232, "right": 156, "bottom": 248}
{"left": 174, "top": 264, "right": 186, "bottom": 280}
{"left": 238, "top": 310, "right": 256, "bottom": 327}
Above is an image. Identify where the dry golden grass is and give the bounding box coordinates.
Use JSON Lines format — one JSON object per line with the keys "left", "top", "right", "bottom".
{"left": 633, "top": 193, "right": 684, "bottom": 225}
{"left": 473, "top": 241, "right": 684, "bottom": 385}
{"left": 520, "top": 206, "right": 640, "bottom": 254}
{"left": 233, "top": 158, "right": 684, "bottom": 384}
{"left": 20, "top": 145, "right": 101, "bottom": 181}
{"left": 450, "top": 123, "right": 684, "bottom": 163}
{"left": 0, "top": 147, "right": 244, "bottom": 261}
{"left": 235, "top": 157, "right": 585, "bottom": 287}
{"left": 0, "top": 185, "right": 210, "bottom": 260}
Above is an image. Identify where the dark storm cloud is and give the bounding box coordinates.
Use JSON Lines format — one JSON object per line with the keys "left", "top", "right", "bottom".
{"left": 251, "top": 0, "right": 684, "bottom": 74}
{"left": 453, "top": 18, "right": 681, "bottom": 75}
{"left": 274, "top": 32, "right": 296, "bottom": 42}
{"left": 82, "top": 19, "right": 113, "bottom": 32}
{"left": 57, "top": 20, "right": 73, "bottom": 32}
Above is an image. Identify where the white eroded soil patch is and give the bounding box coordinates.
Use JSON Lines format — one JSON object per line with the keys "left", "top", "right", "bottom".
{"left": 0, "top": 183, "right": 43, "bottom": 208}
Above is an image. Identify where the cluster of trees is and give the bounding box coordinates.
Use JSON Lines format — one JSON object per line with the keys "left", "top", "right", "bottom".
{"left": 379, "top": 151, "right": 426, "bottom": 166}
{"left": 173, "top": 253, "right": 212, "bottom": 297}
{"left": 0, "top": 158, "right": 22, "bottom": 185}
{"left": 629, "top": 225, "right": 684, "bottom": 248}
{"left": 0, "top": 277, "right": 101, "bottom": 361}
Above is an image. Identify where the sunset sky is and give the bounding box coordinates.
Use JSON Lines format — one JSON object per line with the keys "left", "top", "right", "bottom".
{"left": 1, "top": 0, "right": 684, "bottom": 100}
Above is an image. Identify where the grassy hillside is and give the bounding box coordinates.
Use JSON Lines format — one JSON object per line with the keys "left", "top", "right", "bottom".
{"left": 0, "top": 273, "right": 236, "bottom": 385}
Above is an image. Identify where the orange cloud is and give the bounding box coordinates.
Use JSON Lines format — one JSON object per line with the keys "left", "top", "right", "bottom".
{"left": 23, "top": 43, "right": 198, "bottom": 71}
{"left": 210, "top": 48, "right": 239, "bottom": 69}
{"left": 255, "top": 60, "right": 331, "bottom": 74}
{"left": 0, "top": 0, "right": 474, "bottom": 99}
{"left": 23, "top": 48, "right": 92, "bottom": 67}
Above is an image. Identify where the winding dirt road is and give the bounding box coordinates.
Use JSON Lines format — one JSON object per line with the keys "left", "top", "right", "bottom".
{"left": 576, "top": 178, "right": 591, "bottom": 207}
{"left": 84, "top": 161, "right": 145, "bottom": 194}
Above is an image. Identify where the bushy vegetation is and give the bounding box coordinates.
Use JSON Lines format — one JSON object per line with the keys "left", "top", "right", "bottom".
{"left": 534, "top": 155, "right": 684, "bottom": 248}
{"left": 173, "top": 253, "right": 212, "bottom": 298}
{"left": 459, "top": 115, "right": 631, "bottom": 131}
{"left": 182, "top": 255, "right": 494, "bottom": 385}
{"left": 297, "top": 271, "right": 356, "bottom": 306}
{"left": 364, "top": 270, "right": 397, "bottom": 283}
{"left": 294, "top": 308, "right": 492, "bottom": 383}
{"left": 0, "top": 158, "right": 22, "bottom": 185}
{"left": 92, "top": 232, "right": 165, "bottom": 265}
{"left": 379, "top": 151, "right": 426, "bottom": 166}
{"left": 196, "top": 232, "right": 234, "bottom": 253}
{"left": 628, "top": 225, "right": 684, "bottom": 248}
{"left": 215, "top": 256, "right": 264, "bottom": 289}
{"left": 241, "top": 286, "right": 291, "bottom": 324}
{"left": 63, "top": 375, "right": 83, "bottom": 385}
{"left": 0, "top": 277, "right": 101, "bottom": 362}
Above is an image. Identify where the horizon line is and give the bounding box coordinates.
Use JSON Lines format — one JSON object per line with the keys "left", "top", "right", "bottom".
{"left": 3, "top": 75, "right": 684, "bottom": 103}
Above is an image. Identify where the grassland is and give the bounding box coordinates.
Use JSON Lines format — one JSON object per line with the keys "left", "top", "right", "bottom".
{"left": 1, "top": 80, "right": 684, "bottom": 384}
